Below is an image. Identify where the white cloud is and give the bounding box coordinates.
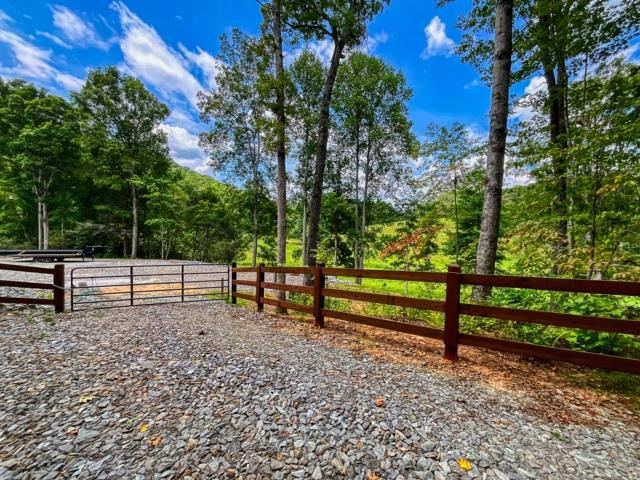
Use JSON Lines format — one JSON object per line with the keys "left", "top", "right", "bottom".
{"left": 0, "top": 9, "right": 12, "bottom": 24}
{"left": 179, "top": 44, "right": 222, "bottom": 90}
{"left": 288, "top": 31, "right": 388, "bottom": 67}
{"left": 504, "top": 172, "right": 533, "bottom": 187}
{"left": 159, "top": 123, "right": 209, "bottom": 171}
{"left": 0, "top": 23, "right": 84, "bottom": 91}
{"left": 110, "top": 1, "right": 204, "bottom": 108}
{"left": 286, "top": 38, "right": 335, "bottom": 66}
{"left": 51, "top": 5, "right": 110, "bottom": 50}
{"left": 362, "top": 31, "right": 389, "bottom": 54}
{"left": 36, "top": 30, "right": 72, "bottom": 49}
{"left": 167, "top": 106, "right": 201, "bottom": 131}
{"left": 617, "top": 42, "right": 639, "bottom": 64}
{"left": 309, "top": 38, "right": 335, "bottom": 65}
{"left": 421, "top": 16, "right": 455, "bottom": 59}
{"left": 0, "top": 30, "right": 52, "bottom": 79}
{"left": 464, "top": 78, "right": 482, "bottom": 89}
{"left": 512, "top": 75, "right": 546, "bottom": 122}
{"left": 55, "top": 71, "right": 84, "bottom": 91}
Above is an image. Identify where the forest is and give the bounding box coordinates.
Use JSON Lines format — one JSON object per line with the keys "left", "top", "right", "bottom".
{"left": 1, "top": 1, "right": 639, "bottom": 355}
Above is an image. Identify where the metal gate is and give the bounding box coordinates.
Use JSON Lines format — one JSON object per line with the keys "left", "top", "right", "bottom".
{"left": 70, "top": 263, "right": 229, "bottom": 311}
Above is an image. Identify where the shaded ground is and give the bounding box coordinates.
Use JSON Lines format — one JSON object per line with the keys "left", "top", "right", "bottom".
{"left": 1, "top": 300, "right": 639, "bottom": 480}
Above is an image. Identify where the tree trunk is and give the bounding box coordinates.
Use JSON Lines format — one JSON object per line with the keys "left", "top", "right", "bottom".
{"left": 361, "top": 139, "right": 372, "bottom": 273}
{"left": 37, "top": 200, "right": 43, "bottom": 250}
{"left": 305, "top": 38, "right": 346, "bottom": 267}
{"left": 538, "top": 7, "right": 569, "bottom": 275}
{"left": 131, "top": 183, "right": 138, "bottom": 259}
{"left": 542, "top": 63, "right": 569, "bottom": 275}
{"left": 587, "top": 161, "right": 601, "bottom": 280}
{"left": 473, "top": 0, "right": 513, "bottom": 300}
{"left": 302, "top": 199, "right": 308, "bottom": 261}
{"left": 354, "top": 124, "right": 361, "bottom": 272}
{"left": 301, "top": 133, "right": 310, "bottom": 263}
{"left": 273, "top": 0, "right": 287, "bottom": 310}
{"left": 453, "top": 174, "right": 460, "bottom": 264}
{"left": 252, "top": 191, "right": 259, "bottom": 267}
{"left": 42, "top": 201, "right": 49, "bottom": 249}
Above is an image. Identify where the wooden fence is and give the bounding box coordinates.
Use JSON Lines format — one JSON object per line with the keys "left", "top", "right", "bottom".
{"left": 231, "top": 262, "right": 640, "bottom": 374}
{"left": 0, "top": 263, "right": 65, "bottom": 313}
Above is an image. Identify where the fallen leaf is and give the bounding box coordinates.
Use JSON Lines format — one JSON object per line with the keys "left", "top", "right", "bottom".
{"left": 139, "top": 423, "right": 149, "bottom": 433}
{"left": 148, "top": 436, "right": 162, "bottom": 447}
{"left": 374, "top": 397, "right": 385, "bottom": 407}
{"left": 367, "top": 472, "right": 380, "bottom": 480}
{"left": 457, "top": 458, "right": 472, "bottom": 471}
{"left": 185, "top": 437, "right": 198, "bottom": 451}
{"left": 78, "top": 394, "right": 94, "bottom": 404}
{"left": 66, "top": 426, "right": 78, "bottom": 436}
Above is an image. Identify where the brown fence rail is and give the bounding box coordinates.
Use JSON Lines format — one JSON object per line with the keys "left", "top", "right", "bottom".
{"left": 0, "top": 263, "right": 65, "bottom": 312}
{"left": 231, "top": 262, "right": 640, "bottom": 374}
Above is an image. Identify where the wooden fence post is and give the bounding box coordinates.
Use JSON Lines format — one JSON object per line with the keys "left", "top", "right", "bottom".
{"left": 181, "top": 264, "right": 185, "bottom": 303}
{"left": 53, "top": 263, "right": 65, "bottom": 313}
{"left": 130, "top": 266, "right": 134, "bottom": 306}
{"left": 256, "top": 263, "right": 265, "bottom": 312}
{"left": 443, "top": 264, "right": 461, "bottom": 361}
{"left": 313, "top": 263, "right": 325, "bottom": 328}
{"left": 231, "top": 262, "right": 237, "bottom": 304}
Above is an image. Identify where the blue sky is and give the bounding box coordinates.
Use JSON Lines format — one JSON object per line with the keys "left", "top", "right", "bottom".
{"left": 2, "top": 1, "right": 634, "bottom": 179}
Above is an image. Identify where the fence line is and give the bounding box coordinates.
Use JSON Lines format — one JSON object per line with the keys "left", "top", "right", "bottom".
{"left": 230, "top": 262, "right": 640, "bottom": 374}
{"left": 0, "top": 263, "right": 65, "bottom": 312}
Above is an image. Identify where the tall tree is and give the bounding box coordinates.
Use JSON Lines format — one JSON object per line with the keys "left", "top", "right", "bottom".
{"left": 261, "top": 0, "right": 289, "bottom": 306}
{"left": 74, "top": 67, "right": 170, "bottom": 258}
{"left": 199, "top": 29, "right": 273, "bottom": 266}
{"left": 1, "top": 82, "right": 80, "bottom": 249}
{"left": 458, "top": 0, "right": 639, "bottom": 274}
{"left": 422, "top": 123, "right": 482, "bottom": 264}
{"left": 289, "top": 51, "right": 325, "bottom": 262}
{"left": 333, "top": 52, "right": 417, "bottom": 275}
{"left": 282, "top": 0, "right": 390, "bottom": 266}
{"left": 474, "top": 0, "right": 513, "bottom": 298}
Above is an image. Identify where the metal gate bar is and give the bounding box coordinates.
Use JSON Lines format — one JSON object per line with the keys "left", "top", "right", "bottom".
{"left": 70, "top": 263, "right": 229, "bottom": 311}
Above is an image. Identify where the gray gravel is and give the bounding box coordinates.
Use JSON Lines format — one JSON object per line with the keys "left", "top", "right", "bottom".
{"left": 1, "top": 297, "right": 639, "bottom": 480}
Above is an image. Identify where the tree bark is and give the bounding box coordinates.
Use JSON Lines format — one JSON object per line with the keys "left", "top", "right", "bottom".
{"left": 361, "top": 138, "right": 372, "bottom": 271}
{"left": 473, "top": 0, "right": 513, "bottom": 300}
{"left": 304, "top": 37, "right": 345, "bottom": 267}
{"left": 252, "top": 190, "right": 258, "bottom": 267}
{"left": 538, "top": 5, "right": 569, "bottom": 275}
{"left": 354, "top": 124, "right": 361, "bottom": 272}
{"left": 543, "top": 64, "right": 569, "bottom": 274}
{"left": 272, "top": 0, "right": 288, "bottom": 310}
{"left": 42, "top": 201, "right": 49, "bottom": 249}
{"left": 37, "top": 200, "right": 43, "bottom": 250}
{"left": 131, "top": 183, "right": 138, "bottom": 259}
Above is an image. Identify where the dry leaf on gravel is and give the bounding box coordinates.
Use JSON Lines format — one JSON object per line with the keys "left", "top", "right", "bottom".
{"left": 148, "top": 436, "right": 162, "bottom": 447}
{"left": 139, "top": 423, "right": 149, "bottom": 433}
{"left": 458, "top": 458, "right": 473, "bottom": 471}
{"left": 374, "top": 397, "right": 385, "bottom": 407}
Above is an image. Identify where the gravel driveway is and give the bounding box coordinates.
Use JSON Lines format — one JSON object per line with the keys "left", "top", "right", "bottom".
{"left": 1, "top": 297, "right": 639, "bottom": 480}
